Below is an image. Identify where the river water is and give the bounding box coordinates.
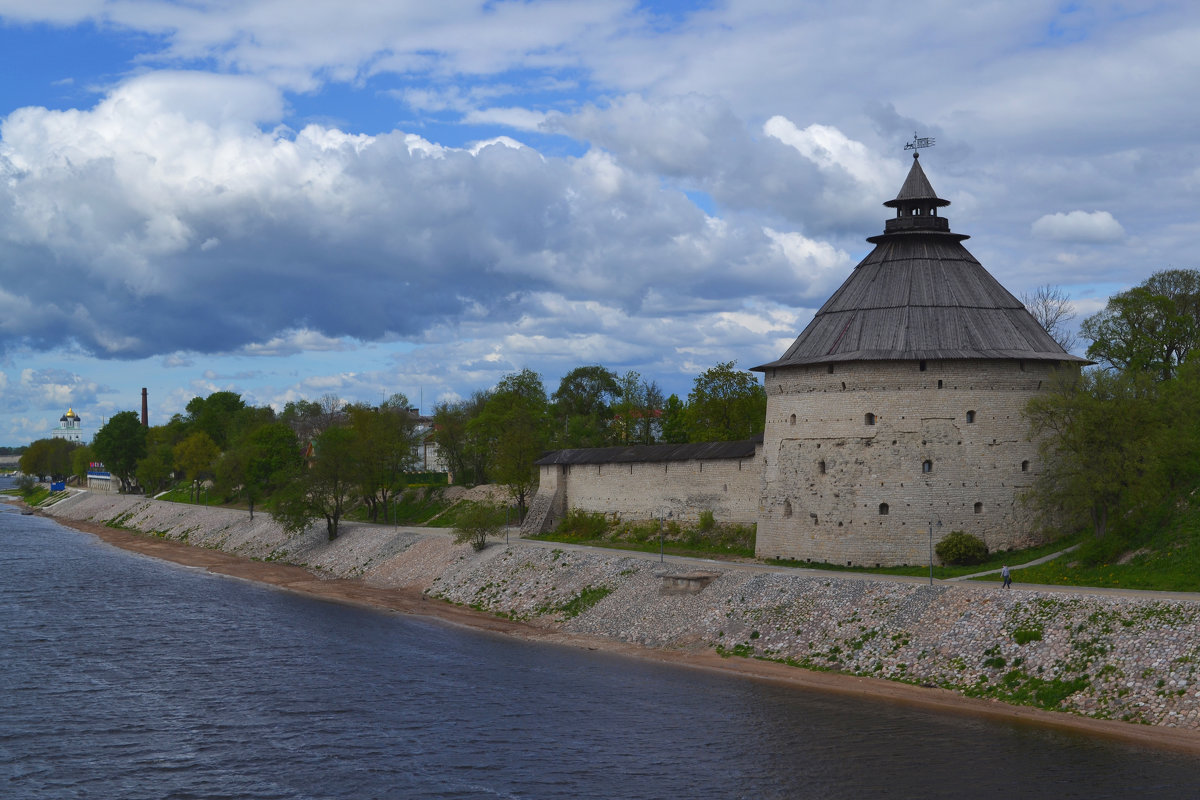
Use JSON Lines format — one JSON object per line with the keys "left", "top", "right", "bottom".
{"left": 3, "top": 487, "right": 1199, "bottom": 799}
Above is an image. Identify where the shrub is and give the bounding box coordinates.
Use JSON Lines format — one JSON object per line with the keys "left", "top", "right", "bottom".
{"left": 453, "top": 502, "right": 505, "bottom": 551}
{"left": 935, "top": 530, "right": 989, "bottom": 566}
{"left": 698, "top": 509, "right": 716, "bottom": 531}
{"left": 554, "top": 508, "right": 610, "bottom": 539}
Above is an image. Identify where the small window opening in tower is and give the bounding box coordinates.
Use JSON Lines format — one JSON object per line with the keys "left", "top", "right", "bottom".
{"left": 783, "top": 499, "right": 793, "bottom": 518}
{"left": 826, "top": 364, "right": 834, "bottom": 374}
{"left": 789, "top": 413, "right": 796, "bottom": 425}
{"left": 919, "top": 360, "right": 927, "bottom": 371}
{"left": 922, "top": 460, "right": 933, "bottom": 473}
{"left": 1019, "top": 360, "right": 1026, "bottom": 371}
{"left": 819, "top": 460, "right": 826, "bottom": 474}
{"left": 966, "top": 410, "right": 976, "bottom": 423}
{"left": 879, "top": 503, "right": 889, "bottom": 515}
{"left": 974, "top": 502, "right": 983, "bottom": 514}
{"left": 1021, "top": 460, "right": 1030, "bottom": 472}
{"left": 865, "top": 413, "right": 876, "bottom": 426}
{"left": 937, "top": 379, "right": 943, "bottom": 388}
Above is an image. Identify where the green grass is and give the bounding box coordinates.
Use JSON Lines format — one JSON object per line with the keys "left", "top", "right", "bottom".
{"left": 530, "top": 512, "right": 756, "bottom": 559}
{"left": 1008, "top": 500, "right": 1200, "bottom": 591}
{"left": 767, "top": 531, "right": 1086, "bottom": 579}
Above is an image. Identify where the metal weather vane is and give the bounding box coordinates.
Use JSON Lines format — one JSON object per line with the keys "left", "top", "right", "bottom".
{"left": 904, "top": 132, "right": 935, "bottom": 151}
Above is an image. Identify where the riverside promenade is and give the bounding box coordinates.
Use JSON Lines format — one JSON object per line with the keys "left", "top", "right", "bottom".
{"left": 32, "top": 490, "right": 1200, "bottom": 748}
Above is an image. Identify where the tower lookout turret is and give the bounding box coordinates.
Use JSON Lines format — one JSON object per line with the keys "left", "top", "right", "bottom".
{"left": 753, "top": 155, "right": 1085, "bottom": 566}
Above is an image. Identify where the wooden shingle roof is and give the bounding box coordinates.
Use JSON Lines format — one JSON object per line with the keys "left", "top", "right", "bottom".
{"left": 535, "top": 435, "right": 761, "bottom": 466}
{"left": 756, "top": 155, "right": 1087, "bottom": 370}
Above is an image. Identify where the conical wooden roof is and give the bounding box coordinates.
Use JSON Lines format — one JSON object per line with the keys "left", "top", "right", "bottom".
{"left": 756, "top": 155, "right": 1086, "bottom": 369}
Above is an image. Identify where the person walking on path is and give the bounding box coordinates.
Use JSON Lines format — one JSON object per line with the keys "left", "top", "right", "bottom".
{"left": 1001, "top": 565, "right": 1012, "bottom": 589}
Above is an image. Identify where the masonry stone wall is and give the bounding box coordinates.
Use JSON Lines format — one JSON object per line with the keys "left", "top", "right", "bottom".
{"left": 531, "top": 447, "right": 761, "bottom": 528}
{"left": 757, "top": 358, "right": 1060, "bottom": 566}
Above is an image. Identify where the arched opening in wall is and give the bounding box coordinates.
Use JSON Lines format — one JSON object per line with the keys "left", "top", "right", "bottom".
{"left": 922, "top": 460, "right": 933, "bottom": 473}
{"left": 966, "top": 410, "right": 976, "bottom": 423}
{"left": 974, "top": 502, "right": 983, "bottom": 514}
{"left": 783, "top": 499, "right": 793, "bottom": 518}
{"left": 938, "top": 380, "right": 943, "bottom": 389}
{"left": 879, "top": 503, "right": 889, "bottom": 515}
{"left": 841, "top": 381, "right": 846, "bottom": 390}
{"left": 919, "top": 360, "right": 927, "bottom": 372}
{"left": 1021, "top": 460, "right": 1030, "bottom": 472}
{"left": 789, "top": 413, "right": 796, "bottom": 425}
{"left": 818, "top": 460, "right": 826, "bottom": 475}
{"left": 865, "top": 413, "right": 876, "bottom": 426}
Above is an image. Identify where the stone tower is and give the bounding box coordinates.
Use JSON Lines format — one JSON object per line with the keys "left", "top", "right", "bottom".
{"left": 753, "top": 154, "right": 1086, "bottom": 566}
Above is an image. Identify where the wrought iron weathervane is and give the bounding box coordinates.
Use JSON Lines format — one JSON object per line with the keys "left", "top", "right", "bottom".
{"left": 904, "top": 132, "right": 935, "bottom": 152}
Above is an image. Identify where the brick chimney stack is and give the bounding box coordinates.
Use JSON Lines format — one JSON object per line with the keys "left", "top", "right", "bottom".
{"left": 141, "top": 388, "right": 148, "bottom": 427}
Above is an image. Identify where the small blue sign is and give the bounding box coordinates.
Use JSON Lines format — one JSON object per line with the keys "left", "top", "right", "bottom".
{"left": 51, "top": 481, "right": 66, "bottom": 491}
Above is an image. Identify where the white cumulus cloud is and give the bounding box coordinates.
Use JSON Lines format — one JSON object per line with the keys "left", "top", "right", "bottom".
{"left": 1031, "top": 210, "right": 1126, "bottom": 243}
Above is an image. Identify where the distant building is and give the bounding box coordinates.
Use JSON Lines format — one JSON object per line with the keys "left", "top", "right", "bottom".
{"left": 50, "top": 408, "right": 86, "bottom": 444}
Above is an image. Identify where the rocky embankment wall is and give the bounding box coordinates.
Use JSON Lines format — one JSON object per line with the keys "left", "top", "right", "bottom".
{"left": 44, "top": 492, "right": 1200, "bottom": 731}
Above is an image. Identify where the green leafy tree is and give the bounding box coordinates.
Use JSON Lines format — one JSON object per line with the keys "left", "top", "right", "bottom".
{"left": 470, "top": 369, "right": 550, "bottom": 518}
{"left": 280, "top": 398, "right": 325, "bottom": 443}
{"left": 91, "top": 411, "right": 148, "bottom": 493}
{"left": 1081, "top": 269, "right": 1200, "bottom": 380}
{"left": 347, "top": 396, "right": 419, "bottom": 522}
{"left": 184, "top": 391, "right": 246, "bottom": 449}
{"left": 658, "top": 393, "right": 689, "bottom": 443}
{"left": 432, "top": 392, "right": 491, "bottom": 485}
{"left": 684, "top": 361, "right": 766, "bottom": 442}
{"left": 71, "top": 444, "right": 96, "bottom": 483}
{"left": 452, "top": 501, "right": 505, "bottom": 551}
{"left": 271, "top": 425, "right": 359, "bottom": 540}
{"left": 551, "top": 365, "right": 620, "bottom": 448}
{"left": 218, "top": 421, "right": 301, "bottom": 518}
{"left": 1025, "top": 368, "right": 1164, "bottom": 539}
{"left": 136, "top": 437, "right": 176, "bottom": 496}
{"left": 19, "top": 438, "right": 79, "bottom": 481}
{"left": 174, "top": 431, "right": 221, "bottom": 501}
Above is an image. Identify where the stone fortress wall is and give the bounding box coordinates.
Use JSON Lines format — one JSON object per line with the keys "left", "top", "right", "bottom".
{"left": 757, "top": 358, "right": 1058, "bottom": 566}
{"left": 525, "top": 444, "right": 762, "bottom": 534}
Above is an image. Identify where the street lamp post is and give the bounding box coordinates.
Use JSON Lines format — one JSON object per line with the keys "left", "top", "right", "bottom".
{"left": 928, "top": 519, "right": 941, "bottom": 585}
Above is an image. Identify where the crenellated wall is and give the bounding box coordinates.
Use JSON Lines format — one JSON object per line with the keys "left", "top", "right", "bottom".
{"left": 756, "top": 358, "right": 1059, "bottom": 565}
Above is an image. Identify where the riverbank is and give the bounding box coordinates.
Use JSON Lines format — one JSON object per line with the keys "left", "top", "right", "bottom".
{"left": 27, "top": 491, "right": 1200, "bottom": 754}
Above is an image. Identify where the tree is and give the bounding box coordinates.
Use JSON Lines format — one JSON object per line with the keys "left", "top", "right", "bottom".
{"left": 1025, "top": 368, "right": 1164, "bottom": 539}
{"left": 271, "top": 425, "right": 359, "bottom": 540}
{"left": 1081, "top": 269, "right": 1200, "bottom": 380}
{"left": 71, "top": 444, "right": 96, "bottom": 483}
{"left": 135, "top": 435, "right": 176, "bottom": 496}
{"left": 218, "top": 421, "right": 301, "bottom": 519}
{"left": 184, "top": 391, "right": 246, "bottom": 449}
{"left": 19, "top": 438, "right": 79, "bottom": 481}
{"left": 551, "top": 365, "right": 620, "bottom": 448}
{"left": 174, "top": 431, "right": 221, "bottom": 501}
{"left": 280, "top": 398, "right": 325, "bottom": 443}
{"left": 1021, "top": 284, "right": 1078, "bottom": 352}
{"left": 347, "top": 397, "right": 419, "bottom": 522}
{"left": 684, "top": 361, "right": 766, "bottom": 442}
{"left": 452, "top": 501, "right": 505, "bottom": 551}
{"left": 659, "top": 394, "right": 689, "bottom": 443}
{"left": 432, "top": 393, "right": 491, "bottom": 485}
{"left": 91, "top": 411, "right": 148, "bottom": 493}
{"left": 470, "top": 369, "right": 550, "bottom": 518}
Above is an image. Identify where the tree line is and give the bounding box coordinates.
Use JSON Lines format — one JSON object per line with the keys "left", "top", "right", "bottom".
{"left": 1026, "top": 269, "right": 1200, "bottom": 545}
{"left": 19, "top": 360, "right": 766, "bottom": 539}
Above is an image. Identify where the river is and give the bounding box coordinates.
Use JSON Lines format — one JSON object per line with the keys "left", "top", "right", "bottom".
{"left": 3, "top": 485, "right": 1199, "bottom": 798}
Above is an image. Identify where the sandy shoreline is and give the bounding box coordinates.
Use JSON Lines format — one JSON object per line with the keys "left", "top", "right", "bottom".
{"left": 27, "top": 507, "right": 1200, "bottom": 756}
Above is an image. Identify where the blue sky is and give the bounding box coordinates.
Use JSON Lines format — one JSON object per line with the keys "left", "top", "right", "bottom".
{"left": 1, "top": 0, "right": 1199, "bottom": 446}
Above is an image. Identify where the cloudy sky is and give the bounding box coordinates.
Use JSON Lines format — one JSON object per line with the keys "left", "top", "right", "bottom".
{"left": 1, "top": 1, "right": 1197, "bottom": 445}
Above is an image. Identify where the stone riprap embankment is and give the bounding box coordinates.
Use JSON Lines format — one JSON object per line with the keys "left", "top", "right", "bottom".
{"left": 44, "top": 492, "right": 1200, "bottom": 730}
